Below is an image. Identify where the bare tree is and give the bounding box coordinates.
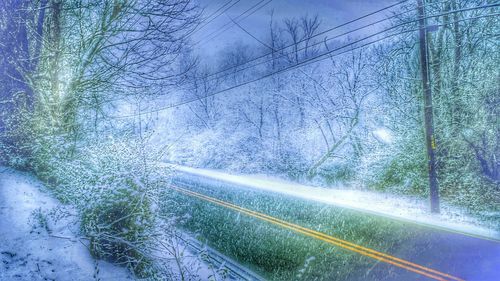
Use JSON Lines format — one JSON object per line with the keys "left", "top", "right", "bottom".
{"left": 300, "top": 15, "right": 321, "bottom": 58}
{"left": 187, "top": 66, "right": 221, "bottom": 130}
{"left": 6, "top": 0, "right": 200, "bottom": 137}
{"left": 306, "top": 49, "right": 372, "bottom": 178}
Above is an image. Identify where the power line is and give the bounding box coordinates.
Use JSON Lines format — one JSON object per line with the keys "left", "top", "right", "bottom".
{"left": 195, "top": 0, "right": 411, "bottom": 80}
{"left": 197, "top": 7, "right": 418, "bottom": 85}
{"left": 195, "top": 0, "right": 272, "bottom": 45}
{"left": 185, "top": 2, "right": 498, "bottom": 89}
{"left": 112, "top": 6, "right": 499, "bottom": 118}
{"left": 229, "top": 12, "right": 330, "bottom": 94}
{"left": 192, "top": 0, "right": 241, "bottom": 33}
{"left": 93, "top": 0, "right": 414, "bottom": 107}
{"left": 192, "top": 0, "right": 492, "bottom": 84}
{"left": 188, "top": 0, "right": 236, "bottom": 36}
{"left": 227, "top": 14, "right": 273, "bottom": 49}
{"left": 112, "top": 9, "right": 499, "bottom": 119}
{"left": 195, "top": 0, "right": 273, "bottom": 46}
{"left": 279, "top": 9, "right": 499, "bottom": 74}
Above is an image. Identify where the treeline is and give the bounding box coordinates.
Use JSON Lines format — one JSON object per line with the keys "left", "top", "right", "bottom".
{"left": 0, "top": 0, "right": 205, "bottom": 278}
{"left": 155, "top": 0, "right": 499, "bottom": 214}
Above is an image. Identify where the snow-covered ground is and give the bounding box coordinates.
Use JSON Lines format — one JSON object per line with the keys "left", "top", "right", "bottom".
{"left": 0, "top": 166, "right": 133, "bottom": 281}
{"left": 173, "top": 165, "right": 500, "bottom": 241}
{"left": 0, "top": 166, "right": 252, "bottom": 281}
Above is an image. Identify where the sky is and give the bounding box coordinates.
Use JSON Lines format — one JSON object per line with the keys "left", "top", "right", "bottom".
{"left": 191, "top": 0, "right": 398, "bottom": 57}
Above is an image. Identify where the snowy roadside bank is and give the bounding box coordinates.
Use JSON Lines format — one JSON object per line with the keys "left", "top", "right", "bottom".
{"left": 171, "top": 165, "right": 500, "bottom": 241}
{"left": 0, "top": 167, "right": 133, "bottom": 281}
{"left": 0, "top": 166, "right": 254, "bottom": 281}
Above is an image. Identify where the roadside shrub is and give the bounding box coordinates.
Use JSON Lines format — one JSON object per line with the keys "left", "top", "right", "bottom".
{"left": 0, "top": 106, "right": 36, "bottom": 170}
{"left": 16, "top": 129, "right": 171, "bottom": 278}
{"left": 75, "top": 137, "right": 169, "bottom": 277}
{"left": 82, "top": 185, "right": 155, "bottom": 277}
{"left": 374, "top": 151, "right": 427, "bottom": 195}
{"left": 316, "top": 161, "right": 356, "bottom": 186}
{"left": 358, "top": 133, "right": 428, "bottom": 196}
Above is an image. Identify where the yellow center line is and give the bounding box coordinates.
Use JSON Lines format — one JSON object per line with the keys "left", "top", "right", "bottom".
{"left": 170, "top": 185, "right": 465, "bottom": 281}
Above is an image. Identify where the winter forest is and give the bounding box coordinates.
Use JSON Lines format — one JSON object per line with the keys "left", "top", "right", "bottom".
{"left": 0, "top": 0, "right": 499, "bottom": 280}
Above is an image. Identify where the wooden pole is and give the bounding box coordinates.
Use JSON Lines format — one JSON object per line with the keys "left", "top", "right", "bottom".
{"left": 417, "top": 0, "right": 440, "bottom": 213}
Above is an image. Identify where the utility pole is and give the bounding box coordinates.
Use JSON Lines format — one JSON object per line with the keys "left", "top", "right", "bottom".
{"left": 417, "top": 0, "right": 440, "bottom": 213}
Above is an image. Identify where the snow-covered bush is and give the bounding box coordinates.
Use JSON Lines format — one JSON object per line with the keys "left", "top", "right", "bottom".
{"left": 0, "top": 104, "right": 37, "bottom": 170}
{"left": 74, "top": 137, "right": 169, "bottom": 277}
{"left": 82, "top": 187, "right": 155, "bottom": 277}
{"left": 315, "top": 161, "right": 357, "bottom": 186}
{"left": 92, "top": 143, "right": 166, "bottom": 276}
{"left": 16, "top": 129, "right": 171, "bottom": 277}
{"left": 359, "top": 131, "right": 428, "bottom": 196}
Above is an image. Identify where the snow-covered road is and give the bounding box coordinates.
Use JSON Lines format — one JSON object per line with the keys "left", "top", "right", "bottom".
{"left": 172, "top": 165, "right": 499, "bottom": 241}
{"left": 169, "top": 165, "right": 500, "bottom": 281}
